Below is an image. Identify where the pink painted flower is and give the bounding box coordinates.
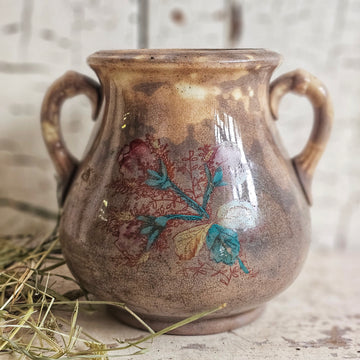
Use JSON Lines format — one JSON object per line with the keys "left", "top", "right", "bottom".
{"left": 210, "top": 142, "right": 247, "bottom": 187}
{"left": 118, "top": 139, "right": 157, "bottom": 178}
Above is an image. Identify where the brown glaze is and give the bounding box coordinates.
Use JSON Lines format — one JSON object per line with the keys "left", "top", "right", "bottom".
{"left": 40, "top": 49, "right": 333, "bottom": 335}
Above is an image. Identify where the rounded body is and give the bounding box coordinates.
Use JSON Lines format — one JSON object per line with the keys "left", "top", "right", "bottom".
{"left": 42, "top": 49, "right": 332, "bottom": 334}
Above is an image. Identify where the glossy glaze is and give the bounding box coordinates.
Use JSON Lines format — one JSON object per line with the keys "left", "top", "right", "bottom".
{"left": 41, "top": 49, "right": 332, "bottom": 334}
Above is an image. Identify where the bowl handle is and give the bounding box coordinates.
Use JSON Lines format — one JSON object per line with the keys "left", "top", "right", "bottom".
{"left": 269, "top": 69, "right": 333, "bottom": 205}
{"left": 41, "top": 71, "right": 102, "bottom": 205}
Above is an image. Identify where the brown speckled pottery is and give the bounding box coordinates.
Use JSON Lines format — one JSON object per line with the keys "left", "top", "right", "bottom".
{"left": 41, "top": 49, "right": 333, "bottom": 335}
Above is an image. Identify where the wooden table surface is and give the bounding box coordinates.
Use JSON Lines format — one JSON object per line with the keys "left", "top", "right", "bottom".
{"left": 70, "top": 249, "right": 360, "bottom": 360}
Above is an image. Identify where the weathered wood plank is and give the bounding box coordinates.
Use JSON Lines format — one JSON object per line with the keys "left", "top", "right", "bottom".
{"left": 0, "top": 0, "right": 137, "bottom": 213}
{"left": 148, "top": 0, "right": 228, "bottom": 48}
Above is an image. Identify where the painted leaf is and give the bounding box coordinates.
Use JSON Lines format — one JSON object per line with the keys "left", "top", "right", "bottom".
{"left": 117, "top": 211, "right": 134, "bottom": 221}
{"left": 147, "top": 169, "right": 161, "bottom": 178}
{"left": 217, "top": 200, "right": 257, "bottom": 230}
{"left": 206, "top": 224, "right": 240, "bottom": 265}
{"left": 137, "top": 252, "right": 150, "bottom": 265}
{"left": 147, "top": 229, "right": 160, "bottom": 249}
{"left": 140, "top": 226, "right": 153, "bottom": 235}
{"left": 213, "top": 167, "right": 223, "bottom": 185}
{"left": 175, "top": 224, "right": 212, "bottom": 260}
{"left": 155, "top": 216, "right": 168, "bottom": 227}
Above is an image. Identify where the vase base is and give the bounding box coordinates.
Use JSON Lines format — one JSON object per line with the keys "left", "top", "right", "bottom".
{"left": 108, "top": 305, "right": 265, "bottom": 335}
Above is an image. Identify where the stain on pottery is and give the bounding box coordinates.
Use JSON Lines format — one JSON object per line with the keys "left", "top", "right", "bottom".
{"left": 41, "top": 49, "right": 333, "bottom": 335}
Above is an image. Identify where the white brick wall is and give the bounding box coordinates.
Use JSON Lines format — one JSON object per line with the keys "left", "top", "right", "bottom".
{"left": 1, "top": 0, "right": 359, "bottom": 249}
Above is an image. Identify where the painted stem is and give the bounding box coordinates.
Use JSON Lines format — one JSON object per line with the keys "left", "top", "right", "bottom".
{"left": 202, "top": 164, "right": 214, "bottom": 209}
{"left": 169, "top": 182, "right": 209, "bottom": 218}
{"left": 238, "top": 257, "right": 249, "bottom": 274}
{"left": 164, "top": 214, "right": 203, "bottom": 221}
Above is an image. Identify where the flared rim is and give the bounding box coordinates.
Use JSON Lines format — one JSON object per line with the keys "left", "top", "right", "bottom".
{"left": 87, "top": 48, "right": 282, "bottom": 68}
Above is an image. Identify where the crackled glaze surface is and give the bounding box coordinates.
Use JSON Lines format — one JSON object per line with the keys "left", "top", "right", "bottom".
{"left": 41, "top": 49, "right": 332, "bottom": 334}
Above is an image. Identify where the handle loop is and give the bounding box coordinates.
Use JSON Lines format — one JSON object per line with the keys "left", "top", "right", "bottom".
{"left": 41, "top": 71, "right": 101, "bottom": 204}
{"left": 270, "top": 69, "right": 333, "bottom": 205}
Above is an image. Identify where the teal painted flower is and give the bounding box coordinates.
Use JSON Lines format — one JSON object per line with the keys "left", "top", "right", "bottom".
{"left": 145, "top": 160, "right": 171, "bottom": 190}
{"left": 206, "top": 224, "right": 249, "bottom": 273}
{"left": 138, "top": 215, "right": 168, "bottom": 250}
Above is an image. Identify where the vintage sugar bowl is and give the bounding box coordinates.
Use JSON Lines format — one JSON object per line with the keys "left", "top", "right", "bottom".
{"left": 41, "top": 49, "right": 332, "bottom": 334}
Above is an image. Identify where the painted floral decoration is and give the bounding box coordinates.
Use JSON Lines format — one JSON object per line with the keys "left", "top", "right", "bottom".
{"left": 138, "top": 159, "right": 254, "bottom": 274}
